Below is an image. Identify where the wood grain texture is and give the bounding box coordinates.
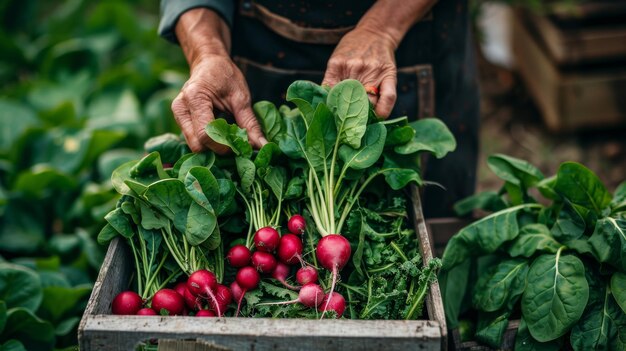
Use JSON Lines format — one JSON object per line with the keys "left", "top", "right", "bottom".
{"left": 79, "top": 191, "right": 445, "bottom": 351}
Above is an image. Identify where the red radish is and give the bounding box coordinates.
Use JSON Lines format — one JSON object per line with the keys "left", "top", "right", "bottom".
{"left": 151, "top": 289, "right": 185, "bottom": 315}
{"left": 277, "top": 234, "right": 303, "bottom": 265}
{"left": 211, "top": 284, "right": 232, "bottom": 316}
{"left": 251, "top": 251, "right": 277, "bottom": 273}
{"left": 186, "top": 269, "right": 222, "bottom": 316}
{"left": 111, "top": 291, "right": 143, "bottom": 315}
{"left": 315, "top": 234, "right": 351, "bottom": 319}
{"left": 230, "top": 281, "right": 243, "bottom": 302}
{"left": 195, "top": 309, "right": 216, "bottom": 317}
{"left": 234, "top": 266, "right": 261, "bottom": 316}
{"left": 253, "top": 227, "right": 280, "bottom": 252}
{"left": 288, "top": 214, "right": 306, "bottom": 235}
{"left": 256, "top": 283, "right": 324, "bottom": 309}
{"left": 321, "top": 292, "right": 346, "bottom": 318}
{"left": 173, "top": 282, "right": 187, "bottom": 298}
{"left": 296, "top": 266, "right": 318, "bottom": 285}
{"left": 272, "top": 262, "right": 298, "bottom": 290}
{"left": 183, "top": 286, "right": 202, "bottom": 310}
{"left": 136, "top": 308, "right": 157, "bottom": 316}
{"left": 227, "top": 245, "right": 251, "bottom": 267}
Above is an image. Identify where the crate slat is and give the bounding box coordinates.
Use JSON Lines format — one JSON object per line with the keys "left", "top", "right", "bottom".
{"left": 79, "top": 189, "right": 445, "bottom": 350}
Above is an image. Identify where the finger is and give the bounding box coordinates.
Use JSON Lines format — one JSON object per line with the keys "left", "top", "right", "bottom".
{"left": 233, "top": 103, "right": 266, "bottom": 149}
{"left": 322, "top": 57, "right": 343, "bottom": 87}
{"left": 367, "top": 92, "right": 379, "bottom": 107}
{"left": 172, "top": 93, "right": 203, "bottom": 152}
{"left": 184, "top": 89, "right": 230, "bottom": 154}
{"left": 374, "top": 75, "right": 397, "bottom": 119}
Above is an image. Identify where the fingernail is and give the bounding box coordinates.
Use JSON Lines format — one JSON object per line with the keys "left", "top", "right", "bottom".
{"left": 259, "top": 137, "right": 268, "bottom": 146}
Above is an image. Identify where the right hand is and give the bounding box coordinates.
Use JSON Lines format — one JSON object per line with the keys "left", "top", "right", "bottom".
{"left": 171, "top": 55, "right": 266, "bottom": 153}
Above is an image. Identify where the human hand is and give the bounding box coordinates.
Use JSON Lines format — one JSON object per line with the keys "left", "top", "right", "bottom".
{"left": 322, "top": 27, "right": 398, "bottom": 118}
{"left": 171, "top": 54, "right": 266, "bottom": 153}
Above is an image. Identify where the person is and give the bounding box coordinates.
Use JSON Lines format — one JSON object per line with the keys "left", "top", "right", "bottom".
{"left": 158, "top": 0, "right": 479, "bottom": 217}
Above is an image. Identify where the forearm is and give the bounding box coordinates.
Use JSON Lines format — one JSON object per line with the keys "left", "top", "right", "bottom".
{"left": 175, "top": 8, "right": 232, "bottom": 68}
{"left": 356, "top": 0, "right": 437, "bottom": 49}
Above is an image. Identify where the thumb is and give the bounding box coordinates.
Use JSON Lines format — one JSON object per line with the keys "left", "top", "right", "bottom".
{"left": 233, "top": 105, "right": 267, "bottom": 149}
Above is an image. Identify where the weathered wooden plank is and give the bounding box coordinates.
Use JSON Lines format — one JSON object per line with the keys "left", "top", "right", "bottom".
{"left": 82, "top": 316, "right": 441, "bottom": 351}
{"left": 411, "top": 186, "right": 448, "bottom": 351}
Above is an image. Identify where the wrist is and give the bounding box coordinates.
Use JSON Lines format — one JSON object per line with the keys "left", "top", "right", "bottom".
{"left": 175, "top": 8, "right": 231, "bottom": 67}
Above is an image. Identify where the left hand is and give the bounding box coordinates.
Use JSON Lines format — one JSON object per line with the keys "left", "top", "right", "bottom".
{"left": 322, "top": 27, "right": 398, "bottom": 118}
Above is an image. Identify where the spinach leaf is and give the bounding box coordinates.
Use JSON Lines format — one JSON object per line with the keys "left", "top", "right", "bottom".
{"left": 338, "top": 123, "right": 387, "bottom": 170}
{"left": 472, "top": 258, "right": 528, "bottom": 312}
{"left": 1, "top": 307, "right": 55, "bottom": 351}
{"left": 253, "top": 101, "right": 282, "bottom": 142}
{"left": 326, "top": 79, "right": 368, "bottom": 148}
{"left": 508, "top": 224, "right": 562, "bottom": 258}
{"left": 286, "top": 80, "right": 328, "bottom": 125}
{"left": 453, "top": 191, "right": 507, "bottom": 216}
{"left": 442, "top": 204, "right": 541, "bottom": 270}
{"left": 276, "top": 110, "right": 307, "bottom": 159}
{"left": 394, "top": 118, "right": 456, "bottom": 158}
{"left": 305, "top": 103, "right": 336, "bottom": 171}
{"left": 486, "top": 154, "right": 544, "bottom": 189}
{"left": 0, "top": 263, "right": 42, "bottom": 311}
{"left": 253, "top": 142, "right": 281, "bottom": 170}
{"left": 439, "top": 260, "right": 471, "bottom": 329}
{"left": 611, "top": 272, "right": 626, "bottom": 314}
{"left": 515, "top": 318, "right": 562, "bottom": 351}
{"left": 264, "top": 167, "right": 286, "bottom": 203}
{"left": 142, "top": 179, "right": 192, "bottom": 236}
{"left": 205, "top": 118, "right": 253, "bottom": 158}
{"left": 384, "top": 125, "right": 414, "bottom": 147}
{"left": 143, "top": 133, "right": 188, "bottom": 165}
{"left": 612, "top": 181, "right": 626, "bottom": 213}
{"left": 550, "top": 201, "right": 586, "bottom": 242}
{"left": 588, "top": 217, "right": 626, "bottom": 271}
{"left": 554, "top": 162, "right": 612, "bottom": 216}
{"left": 104, "top": 208, "right": 135, "bottom": 239}
{"left": 521, "top": 251, "right": 589, "bottom": 342}
{"left": 474, "top": 308, "right": 511, "bottom": 348}
{"left": 235, "top": 157, "right": 256, "bottom": 193}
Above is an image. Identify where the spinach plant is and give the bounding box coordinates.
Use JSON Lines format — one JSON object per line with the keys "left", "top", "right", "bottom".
{"left": 441, "top": 154, "right": 626, "bottom": 350}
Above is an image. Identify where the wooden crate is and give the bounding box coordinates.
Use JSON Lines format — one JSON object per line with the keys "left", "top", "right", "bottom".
{"left": 512, "top": 11, "right": 626, "bottom": 132}
{"left": 78, "top": 186, "right": 447, "bottom": 351}
{"left": 426, "top": 218, "right": 518, "bottom": 351}
{"left": 520, "top": 7, "right": 626, "bottom": 65}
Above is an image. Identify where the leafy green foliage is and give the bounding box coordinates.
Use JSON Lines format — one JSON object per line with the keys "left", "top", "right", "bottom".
{"left": 441, "top": 158, "right": 626, "bottom": 349}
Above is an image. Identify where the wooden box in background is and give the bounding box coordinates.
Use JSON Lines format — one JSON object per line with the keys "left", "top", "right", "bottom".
{"left": 512, "top": 5, "right": 626, "bottom": 132}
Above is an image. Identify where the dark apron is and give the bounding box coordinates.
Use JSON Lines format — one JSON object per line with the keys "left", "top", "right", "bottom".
{"left": 230, "top": 0, "right": 480, "bottom": 218}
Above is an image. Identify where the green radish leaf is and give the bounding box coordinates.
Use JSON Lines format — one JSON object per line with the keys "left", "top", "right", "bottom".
{"left": 130, "top": 151, "right": 170, "bottom": 180}
{"left": 184, "top": 166, "right": 219, "bottom": 210}
{"left": 305, "top": 103, "right": 336, "bottom": 171}
{"left": 143, "top": 133, "right": 189, "bottom": 165}
{"left": 2, "top": 308, "right": 55, "bottom": 351}
{"left": 96, "top": 223, "right": 119, "bottom": 245}
{"left": 515, "top": 318, "right": 562, "bottom": 351}
{"left": 284, "top": 175, "right": 305, "bottom": 200}
{"left": 486, "top": 154, "right": 544, "bottom": 188}
{"left": 508, "top": 224, "right": 562, "bottom": 258}
{"left": 104, "top": 208, "right": 134, "bottom": 239}
{"left": 610, "top": 272, "right": 626, "bottom": 314}
{"left": 453, "top": 191, "right": 507, "bottom": 216}
{"left": 254, "top": 142, "right": 281, "bottom": 170}
{"left": 327, "top": 79, "right": 369, "bottom": 148}
{"left": 554, "top": 162, "right": 612, "bottom": 216}
{"left": 176, "top": 153, "right": 212, "bottom": 181}
{"left": 394, "top": 118, "right": 457, "bottom": 158}
{"left": 235, "top": 157, "right": 256, "bottom": 193}
{"left": 184, "top": 202, "right": 215, "bottom": 246}
{"left": 253, "top": 101, "right": 282, "bottom": 142}
{"left": 473, "top": 258, "right": 528, "bottom": 312}
{"left": 474, "top": 308, "right": 511, "bottom": 348}
{"left": 588, "top": 217, "right": 626, "bottom": 272}
{"left": 264, "top": 167, "right": 286, "bottom": 202}
{"left": 215, "top": 179, "right": 237, "bottom": 217}
{"left": 205, "top": 118, "right": 253, "bottom": 158}
{"left": 442, "top": 204, "right": 541, "bottom": 271}
{"left": 0, "top": 264, "right": 42, "bottom": 311}
{"left": 276, "top": 110, "right": 307, "bottom": 159}
{"left": 139, "top": 202, "right": 169, "bottom": 230}
{"left": 380, "top": 156, "right": 422, "bottom": 190}
{"left": 521, "top": 251, "right": 589, "bottom": 342}
{"left": 338, "top": 123, "right": 387, "bottom": 170}
{"left": 143, "top": 179, "right": 192, "bottom": 235}
{"left": 286, "top": 80, "right": 328, "bottom": 125}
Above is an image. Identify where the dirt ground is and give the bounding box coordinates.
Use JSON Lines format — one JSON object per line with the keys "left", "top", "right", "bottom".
{"left": 475, "top": 53, "right": 626, "bottom": 194}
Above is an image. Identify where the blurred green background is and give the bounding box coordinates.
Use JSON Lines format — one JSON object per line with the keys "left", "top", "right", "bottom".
{"left": 0, "top": 1, "right": 187, "bottom": 349}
